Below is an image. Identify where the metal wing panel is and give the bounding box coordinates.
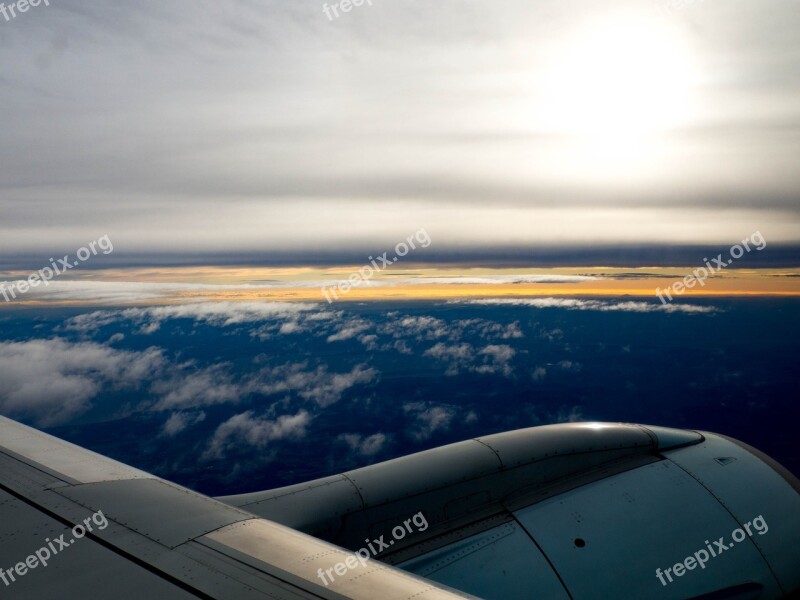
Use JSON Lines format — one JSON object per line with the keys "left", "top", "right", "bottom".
{"left": 202, "top": 519, "right": 478, "bottom": 600}
{"left": 0, "top": 488, "right": 198, "bottom": 600}
{"left": 0, "top": 416, "right": 473, "bottom": 600}
{"left": 219, "top": 474, "right": 366, "bottom": 537}
{"left": 55, "top": 479, "right": 254, "bottom": 549}
{"left": 665, "top": 433, "right": 800, "bottom": 593}
{"left": 397, "top": 520, "right": 571, "bottom": 600}
{"left": 512, "top": 459, "right": 782, "bottom": 599}
{"left": 0, "top": 417, "right": 150, "bottom": 483}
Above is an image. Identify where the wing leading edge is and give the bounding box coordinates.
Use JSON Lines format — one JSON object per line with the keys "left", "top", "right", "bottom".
{"left": 0, "top": 416, "right": 474, "bottom": 600}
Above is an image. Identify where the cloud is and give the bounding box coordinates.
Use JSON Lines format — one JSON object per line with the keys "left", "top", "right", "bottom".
{"left": 1, "top": 0, "right": 799, "bottom": 258}
{"left": 401, "top": 274, "right": 597, "bottom": 285}
{"left": 380, "top": 315, "right": 458, "bottom": 341}
{"left": 1, "top": 281, "right": 210, "bottom": 304}
{"left": 153, "top": 364, "right": 242, "bottom": 410}
{"left": 251, "top": 307, "right": 342, "bottom": 340}
{"left": 539, "top": 328, "right": 564, "bottom": 342}
{"left": 423, "top": 342, "right": 517, "bottom": 376}
{"left": 423, "top": 343, "right": 475, "bottom": 376}
{"left": 476, "top": 345, "right": 516, "bottom": 376}
{"left": 456, "top": 319, "right": 524, "bottom": 340}
{"left": 203, "top": 410, "right": 311, "bottom": 460}
{"left": 253, "top": 362, "right": 379, "bottom": 408}
{"left": 148, "top": 359, "right": 380, "bottom": 411}
{"left": 556, "top": 406, "right": 584, "bottom": 423}
{"left": 404, "top": 402, "right": 458, "bottom": 442}
{"left": 392, "top": 340, "right": 413, "bottom": 354}
{"left": 161, "top": 411, "right": 206, "bottom": 437}
{"left": 64, "top": 302, "right": 328, "bottom": 334}
{"left": 337, "top": 433, "right": 388, "bottom": 457}
{"left": 557, "top": 360, "right": 582, "bottom": 373}
{"left": 327, "top": 319, "right": 372, "bottom": 342}
{"left": 130, "top": 302, "right": 323, "bottom": 328}
{"left": 383, "top": 315, "right": 523, "bottom": 342}
{"left": 531, "top": 360, "right": 582, "bottom": 382}
{"left": 278, "top": 321, "right": 305, "bottom": 335}
{"left": 358, "top": 334, "right": 379, "bottom": 350}
{"left": 0, "top": 338, "right": 164, "bottom": 426}
{"left": 523, "top": 403, "right": 586, "bottom": 427}
{"left": 462, "top": 298, "right": 717, "bottom": 313}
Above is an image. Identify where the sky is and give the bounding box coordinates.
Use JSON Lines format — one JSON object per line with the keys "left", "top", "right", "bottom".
{"left": 1, "top": 0, "right": 800, "bottom": 498}
{"left": 1, "top": 0, "right": 799, "bottom": 263}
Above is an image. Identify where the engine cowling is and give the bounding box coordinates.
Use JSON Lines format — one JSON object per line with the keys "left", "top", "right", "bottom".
{"left": 219, "top": 423, "right": 800, "bottom": 599}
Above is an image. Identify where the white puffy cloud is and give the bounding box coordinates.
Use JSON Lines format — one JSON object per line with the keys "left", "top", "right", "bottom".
{"left": 254, "top": 363, "right": 379, "bottom": 408}
{"left": 278, "top": 321, "right": 305, "bottom": 335}
{"left": 0, "top": 338, "right": 165, "bottom": 426}
{"left": 380, "top": 316, "right": 452, "bottom": 340}
{"left": 557, "top": 360, "right": 582, "bottom": 372}
{"left": 424, "top": 342, "right": 517, "bottom": 377}
{"left": 358, "top": 334, "right": 379, "bottom": 350}
{"left": 148, "top": 359, "right": 380, "bottom": 411}
{"left": 476, "top": 345, "right": 516, "bottom": 376}
{"left": 403, "top": 402, "right": 458, "bottom": 442}
{"left": 424, "top": 343, "right": 475, "bottom": 376}
{"left": 161, "top": 411, "right": 206, "bottom": 437}
{"left": 392, "top": 340, "right": 413, "bottom": 355}
{"left": 531, "top": 360, "right": 582, "bottom": 382}
{"left": 456, "top": 319, "right": 524, "bottom": 340}
{"left": 327, "top": 319, "right": 372, "bottom": 342}
{"left": 203, "top": 410, "right": 311, "bottom": 460}
{"left": 380, "top": 315, "right": 525, "bottom": 351}
{"left": 153, "top": 365, "right": 243, "bottom": 411}
{"left": 0, "top": 325, "right": 378, "bottom": 427}
{"left": 337, "top": 432, "right": 388, "bottom": 457}
{"left": 65, "top": 302, "right": 331, "bottom": 335}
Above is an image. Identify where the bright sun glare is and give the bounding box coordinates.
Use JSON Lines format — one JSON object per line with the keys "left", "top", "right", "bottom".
{"left": 540, "top": 18, "right": 694, "bottom": 157}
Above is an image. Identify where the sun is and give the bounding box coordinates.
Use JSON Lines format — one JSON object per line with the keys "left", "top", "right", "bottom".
{"left": 539, "top": 17, "right": 694, "bottom": 142}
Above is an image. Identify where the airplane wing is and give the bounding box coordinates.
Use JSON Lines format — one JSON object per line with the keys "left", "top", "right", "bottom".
{"left": 2, "top": 415, "right": 799, "bottom": 599}
{"left": 0, "top": 415, "right": 474, "bottom": 600}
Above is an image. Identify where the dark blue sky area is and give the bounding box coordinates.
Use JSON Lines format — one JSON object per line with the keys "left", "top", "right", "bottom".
{"left": 0, "top": 298, "right": 796, "bottom": 497}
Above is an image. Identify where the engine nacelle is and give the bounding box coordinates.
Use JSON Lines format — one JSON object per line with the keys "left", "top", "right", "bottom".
{"left": 219, "top": 423, "right": 800, "bottom": 599}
